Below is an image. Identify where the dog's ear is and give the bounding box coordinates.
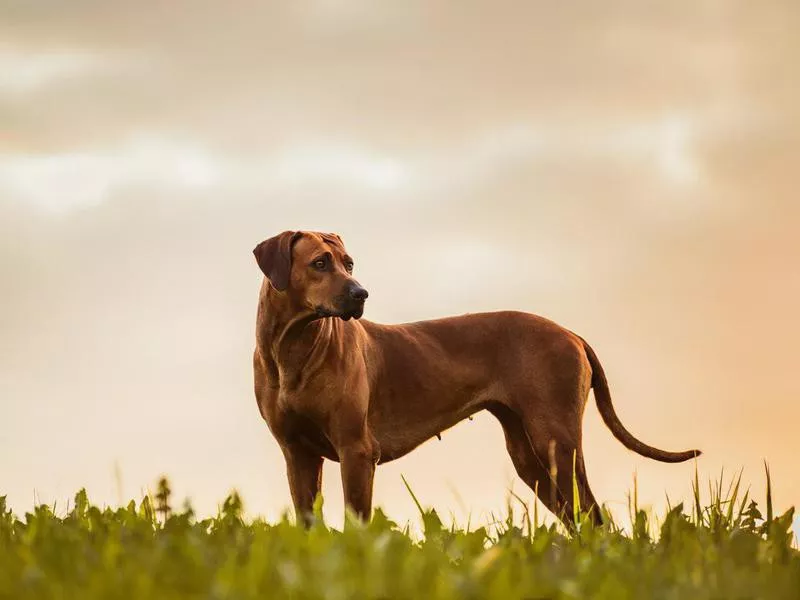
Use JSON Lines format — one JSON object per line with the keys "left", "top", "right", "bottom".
{"left": 253, "top": 231, "right": 302, "bottom": 292}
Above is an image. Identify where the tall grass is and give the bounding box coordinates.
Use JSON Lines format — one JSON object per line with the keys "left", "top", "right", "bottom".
{"left": 0, "top": 470, "right": 797, "bottom": 599}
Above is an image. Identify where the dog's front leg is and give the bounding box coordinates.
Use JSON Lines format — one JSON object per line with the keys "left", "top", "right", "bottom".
{"left": 282, "top": 444, "right": 324, "bottom": 528}
{"left": 339, "top": 438, "right": 377, "bottom": 523}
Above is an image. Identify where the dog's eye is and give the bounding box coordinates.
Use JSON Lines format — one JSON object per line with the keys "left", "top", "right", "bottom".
{"left": 345, "top": 262, "right": 354, "bottom": 273}
{"left": 313, "top": 259, "right": 326, "bottom": 270}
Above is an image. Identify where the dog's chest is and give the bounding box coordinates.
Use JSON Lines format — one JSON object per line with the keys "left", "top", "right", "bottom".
{"left": 261, "top": 383, "right": 338, "bottom": 457}
{"left": 279, "top": 404, "right": 339, "bottom": 461}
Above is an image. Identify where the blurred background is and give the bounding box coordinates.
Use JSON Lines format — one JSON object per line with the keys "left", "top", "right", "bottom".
{"left": 1, "top": 1, "right": 798, "bottom": 531}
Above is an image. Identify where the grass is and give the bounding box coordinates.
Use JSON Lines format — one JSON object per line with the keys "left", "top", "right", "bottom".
{"left": 1, "top": 469, "right": 797, "bottom": 600}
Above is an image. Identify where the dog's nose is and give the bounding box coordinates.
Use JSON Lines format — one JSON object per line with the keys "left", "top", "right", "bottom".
{"left": 349, "top": 285, "right": 369, "bottom": 301}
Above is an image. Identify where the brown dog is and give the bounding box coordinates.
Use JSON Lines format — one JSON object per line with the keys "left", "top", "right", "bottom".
{"left": 252, "top": 230, "right": 700, "bottom": 527}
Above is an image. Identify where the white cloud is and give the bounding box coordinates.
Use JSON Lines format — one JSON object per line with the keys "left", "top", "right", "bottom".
{"left": 0, "top": 47, "right": 109, "bottom": 95}
{"left": 0, "top": 136, "right": 224, "bottom": 212}
{"left": 0, "top": 116, "right": 703, "bottom": 214}
{"left": 406, "top": 115, "right": 703, "bottom": 195}
{"left": 600, "top": 113, "right": 699, "bottom": 185}
{"left": 658, "top": 115, "right": 699, "bottom": 185}
{"left": 0, "top": 136, "right": 414, "bottom": 212}
{"left": 267, "top": 141, "right": 411, "bottom": 191}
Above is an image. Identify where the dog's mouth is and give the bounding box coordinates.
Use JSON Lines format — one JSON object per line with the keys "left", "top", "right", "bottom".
{"left": 314, "top": 302, "right": 365, "bottom": 321}
{"left": 340, "top": 304, "right": 364, "bottom": 321}
{"left": 314, "top": 306, "right": 336, "bottom": 318}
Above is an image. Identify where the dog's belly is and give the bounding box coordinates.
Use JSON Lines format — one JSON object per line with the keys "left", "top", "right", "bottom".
{"left": 370, "top": 395, "right": 492, "bottom": 464}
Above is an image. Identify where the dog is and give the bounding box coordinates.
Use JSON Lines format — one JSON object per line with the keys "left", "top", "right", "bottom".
{"left": 252, "top": 230, "right": 700, "bottom": 527}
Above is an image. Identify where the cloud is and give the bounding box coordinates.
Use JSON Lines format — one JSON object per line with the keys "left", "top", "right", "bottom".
{"left": 267, "top": 141, "right": 411, "bottom": 191}
{"left": 0, "top": 136, "right": 223, "bottom": 212}
{"left": 0, "top": 136, "right": 418, "bottom": 214}
{"left": 1, "top": 113, "right": 707, "bottom": 216}
{"left": 0, "top": 47, "right": 108, "bottom": 95}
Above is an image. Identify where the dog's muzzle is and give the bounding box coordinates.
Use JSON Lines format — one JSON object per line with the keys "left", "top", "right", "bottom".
{"left": 316, "top": 283, "right": 369, "bottom": 321}
{"left": 340, "top": 282, "right": 369, "bottom": 321}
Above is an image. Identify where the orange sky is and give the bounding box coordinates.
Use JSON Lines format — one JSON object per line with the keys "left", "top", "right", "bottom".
{"left": 1, "top": 1, "right": 798, "bottom": 532}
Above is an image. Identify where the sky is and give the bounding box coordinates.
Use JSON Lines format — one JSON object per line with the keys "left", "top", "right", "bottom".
{"left": 1, "top": 1, "right": 799, "bottom": 533}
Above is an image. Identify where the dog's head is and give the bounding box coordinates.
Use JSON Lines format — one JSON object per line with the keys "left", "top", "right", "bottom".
{"left": 253, "top": 231, "right": 368, "bottom": 321}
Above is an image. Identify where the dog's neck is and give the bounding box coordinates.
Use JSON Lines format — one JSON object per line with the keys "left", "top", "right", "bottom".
{"left": 257, "top": 281, "right": 346, "bottom": 385}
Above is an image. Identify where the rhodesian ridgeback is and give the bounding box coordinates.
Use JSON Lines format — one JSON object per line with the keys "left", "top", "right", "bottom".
{"left": 252, "top": 230, "right": 700, "bottom": 527}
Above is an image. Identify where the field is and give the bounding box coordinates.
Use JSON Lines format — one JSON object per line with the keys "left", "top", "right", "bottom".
{"left": 1, "top": 473, "right": 798, "bottom": 600}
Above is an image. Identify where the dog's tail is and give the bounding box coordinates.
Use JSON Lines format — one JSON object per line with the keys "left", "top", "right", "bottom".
{"left": 582, "top": 338, "right": 701, "bottom": 463}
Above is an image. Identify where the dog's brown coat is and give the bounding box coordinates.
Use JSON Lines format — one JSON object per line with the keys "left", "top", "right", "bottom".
{"left": 253, "top": 231, "right": 700, "bottom": 526}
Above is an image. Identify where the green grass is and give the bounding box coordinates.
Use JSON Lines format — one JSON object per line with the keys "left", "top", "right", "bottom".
{"left": 1, "top": 470, "right": 797, "bottom": 600}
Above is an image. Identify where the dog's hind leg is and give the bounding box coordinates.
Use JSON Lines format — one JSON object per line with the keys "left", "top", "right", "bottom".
{"left": 489, "top": 403, "right": 602, "bottom": 529}
{"left": 525, "top": 412, "right": 603, "bottom": 528}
